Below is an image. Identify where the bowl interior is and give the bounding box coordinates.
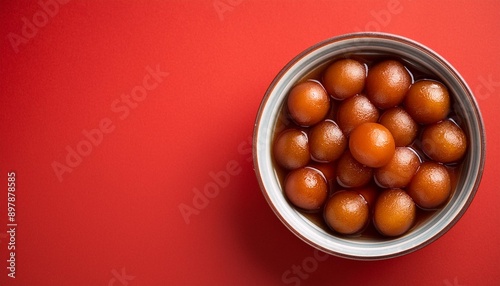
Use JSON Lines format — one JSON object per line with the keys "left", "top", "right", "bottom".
{"left": 253, "top": 33, "right": 485, "bottom": 260}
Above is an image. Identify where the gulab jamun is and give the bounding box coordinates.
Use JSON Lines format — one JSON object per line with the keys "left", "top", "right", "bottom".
{"left": 373, "top": 188, "right": 416, "bottom": 237}
{"left": 322, "top": 59, "right": 366, "bottom": 100}
{"left": 366, "top": 60, "right": 412, "bottom": 109}
{"left": 355, "top": 186, "right": 378, "bottom": 207}
{"left": 336, "top": 94, "right": 380, "bottom": 136}
{"left": 374, "top": 147, "right": 421, "bottom": 188}
{"left": 309, "top": 119, "right": 347, "bottom": 162}
{"left": 273, "top": 129, "right": 310, "bottom": 170}
{"left": 379, "top": 107, "right": 418, "bottom": 147}
{"left": 271, "top": 52, "right": 468, "bottom": 239}
{"left": 324, "top": 190, "right": 369, "bottom": 235}
{"left": 421, "top": 119, "right": 467, "bottom": 163}
{"left": 404, "top": 80, "right": 450, "bottom": 124}
{"left": 407, "top": 161, "right": 451, "bottom": 209}
{"left": 309, "top": 162, "right": 336, "bottom": 182}
{"left": 336, "top": 150, "right": 373, "bottom": 188}
{"left": 349, "top": 122, "right": 396, "bottom": 168}
{"left": 287, "top": 80, "right": 330, "bottom": 126}
{"left": 284, "top": 167, "right": 328, "bottom": 212}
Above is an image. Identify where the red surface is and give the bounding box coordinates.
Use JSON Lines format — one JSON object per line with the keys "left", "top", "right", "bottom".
{"left": 1, "top": 0, "right": 499, "bottom": 285}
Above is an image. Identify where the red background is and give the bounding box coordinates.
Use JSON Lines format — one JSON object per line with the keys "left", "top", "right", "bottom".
{"left": 1, "top": 0, "right": 499, "bottom": 285}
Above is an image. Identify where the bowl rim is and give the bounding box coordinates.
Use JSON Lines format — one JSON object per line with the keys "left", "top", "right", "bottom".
{"left": 252, "top": 32, "right": 486, "bottom": 260}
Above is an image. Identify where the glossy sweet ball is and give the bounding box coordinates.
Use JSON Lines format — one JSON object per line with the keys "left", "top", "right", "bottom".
{"left": 322, "top": 59, "right": 366, "bottom": 100}
{"left": 309, "top": 119, "right": 347, "bottom": 163}
{"left": 349, "top": 122, "right": 396, "bottom": 168}
{"left": 287, "top": 80, "right": 330, "bottom": 126}
{"left": 273, "top": 129, "right": 310, "bottom": 170}
{"left": 404, "top": 80, "right": 450, "bottom": 124}
{"left": 421, "top": 119, "right": 467, "bottom": 163}
{"left": 379, "top": 107, "right": 418, "bottom": 147}
{"left": 336, "top": 150, "right": 373, "bottom": 188}
{"left": 309, "top": 162, "right": 336, "bottom": 181}
{"left": 373, "top": 188, "right": 416, "bottom": 237}
{"left": 324, "top": 190, "right": 370, "bottom": 235}
{"left": 366, "top": 60, "right": 412, "bottom": 109}
{"left": 374, "top": 147, "right": 421, "bottom": 188}
{"left": 407, "top": 161, "right": 451, "bottom": 209}
{"left": 284, "top": 167, "right": 328, "bottom": 211}
{"left": 337, "top": 94, "right": 380, "bottom": 136}
{"left": 355, "top": 186, "right": 378, "bottom": 207}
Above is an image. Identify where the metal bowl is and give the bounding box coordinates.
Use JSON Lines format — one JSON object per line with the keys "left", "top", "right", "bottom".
{"left": 252, "top": 32, "right": 486, "bottom": 260}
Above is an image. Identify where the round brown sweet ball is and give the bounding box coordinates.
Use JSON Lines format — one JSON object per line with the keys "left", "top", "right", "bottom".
{"left": 349, "top": 122, "right": 396, "bottom": 168}
{"left": 355, "top": 185, "right": 378, "bottom": 208}
{"left": 404, "top": 80, "right": 450, "bottom": 124}
{"left": 336, "top": 150, "right": 373, "bottom": 188}
{"left": 309, "top": 119, "right": 347, "bottom": 163}
{"left": 407, "top": 161, "right": 451, "bottom": 209}
{"left": 373, "top": 188, "right": 416, "bottom": 237}
{"left": 323, "top": 190, "right": 370, "bottom": 235}
{"left": 379, "top": 107, "right": 419, "bottom": 147}
{"left": 374, "top": 147, "right": 421, "bottom": 188}
{"left": 273, "top": 129, "right": 310, "bottom": 170}
{"left": 421, "top": 119, "right": 467, "bottom": 163}
{"left": 322, "top": 59, "right": 367, "bottom": 100}
{"left": 366, "top": 60, "right": 412, "bottom": 109}
{"left": 309, "top": 162, "right": 336, "bottom": 181}
{"left": 284, "top": 167, "right": 328, "bottom": 212}
{"left": 336, "top": 94, "right": 380, "bottom": 136}
{"left": 287, "top": 80, "right": 330, "bottom": 126}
